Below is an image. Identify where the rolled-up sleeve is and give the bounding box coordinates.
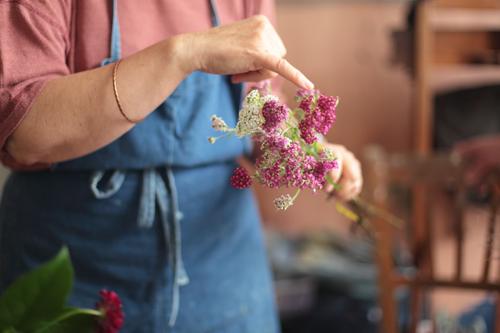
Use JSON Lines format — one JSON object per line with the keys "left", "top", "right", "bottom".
{"left": 0, "top": 0, "right": 70, "bottom": 163}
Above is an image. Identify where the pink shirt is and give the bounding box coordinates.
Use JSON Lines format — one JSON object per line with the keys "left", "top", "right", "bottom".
{"left": 0, "top": 0, "right": 276, "bottom": 169}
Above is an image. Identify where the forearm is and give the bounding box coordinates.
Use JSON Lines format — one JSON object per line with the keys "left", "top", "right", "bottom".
{"left": 6, "top": 15, "right": 313, "bottom": 166}
{"left": 7, "top": 37, "right": 187, "bottom": 165}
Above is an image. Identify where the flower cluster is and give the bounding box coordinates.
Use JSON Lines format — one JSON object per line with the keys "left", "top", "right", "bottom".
{"left": 96, "top": 289, "right": 124, "bottom": 333}
{"left": 254, "top": 135, "right": 338, "bottom": 192}
{"left": 210, "top": 88, "right": 339, "bottom": 210}
{"left": 230, "top": 167, "right": 253, "bottom": 189}
{"left": 297, "top": 89, "right": 338, "bottom": 144}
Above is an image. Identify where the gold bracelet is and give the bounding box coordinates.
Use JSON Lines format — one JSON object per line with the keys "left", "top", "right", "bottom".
{"left": 112, "top": 60, "right": 143, "bottom": 124}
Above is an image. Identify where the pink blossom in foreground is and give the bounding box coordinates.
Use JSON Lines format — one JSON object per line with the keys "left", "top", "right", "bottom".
{"left": 96, "top": 290, "right": 124, "bottom": 333}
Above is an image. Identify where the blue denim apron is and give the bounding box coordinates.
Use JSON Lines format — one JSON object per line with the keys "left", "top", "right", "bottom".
{"left": 0, "top": 1, "right": 279, "bottom": 332}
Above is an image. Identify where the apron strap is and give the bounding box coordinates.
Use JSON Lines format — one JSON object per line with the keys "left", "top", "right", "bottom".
{"left": 101, "top": 0, "right": 122, "bottom": 66}
{"left": 137, "top": 168, "right": 189, "bottom": 327}
{"left": 90, "top": 170, "right": 126, "bottom": 199}
{"left": 163, "top": 168, "right": 189, "bottom": 327}
{"left": 90, "top": 168, "right": 189, "bottom": 327}
{"left": 209, "top": 0, "right": 220, "bottom": 27}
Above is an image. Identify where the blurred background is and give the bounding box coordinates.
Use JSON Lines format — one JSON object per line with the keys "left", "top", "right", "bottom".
{"left": 258, "top": 0, "right": 500, "bottom": 332}
{"left": 1, "top": 0, "right": 499, "bottom": 332}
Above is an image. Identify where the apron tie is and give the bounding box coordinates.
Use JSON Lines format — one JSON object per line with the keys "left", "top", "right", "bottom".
{"left": 138, "top": 168, "right": 189, "bottom": 326}
{"left": 90, "top": 168, "right": 189, "bottom": 327}
{"left": 90, "top": 170, "right": 125, "bottom": 199}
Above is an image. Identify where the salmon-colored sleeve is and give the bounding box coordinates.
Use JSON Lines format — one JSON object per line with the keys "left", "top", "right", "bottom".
{"left": 0, "top": 0, "right": 70, "bottom": 168}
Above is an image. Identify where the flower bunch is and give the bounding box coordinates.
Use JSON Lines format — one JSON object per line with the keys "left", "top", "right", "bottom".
{"left": 209, "top": 88, "right": 339, "bottom": 210}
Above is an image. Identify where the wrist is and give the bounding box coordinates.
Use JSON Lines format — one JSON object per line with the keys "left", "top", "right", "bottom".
{"left": 168, "top": 33, "right": 200, "bottom": 76}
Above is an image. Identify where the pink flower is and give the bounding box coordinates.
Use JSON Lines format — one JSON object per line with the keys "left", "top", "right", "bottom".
{"left": 314, "top": 95, "right": 337, "bottom": 135}
{"left": 262, "top": 134, "right": 290, "bottom": 152}
{"left": 299, "top": 115, "right": 317, "bottom": 144}
{"left": 96, "top": 290, "right": 124, "bottom": 333}
{"left": 298, "top": 95, "right": 313, "bottom": 114}
{"left": 230, "top": 167, "right": 253, "bottom": 189}
{"left": 258, "top": 160, "right": 282, "bottom": 188}
{"left": 262, "top": 100, "right": 289, "bottom": 133}
{"left": 296, "top": 91, "right": 338, "bottom": 143}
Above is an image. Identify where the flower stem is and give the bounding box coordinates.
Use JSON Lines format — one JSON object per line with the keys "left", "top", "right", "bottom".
{"left": 34, "top": 308, "right": 102, "bottom": 333}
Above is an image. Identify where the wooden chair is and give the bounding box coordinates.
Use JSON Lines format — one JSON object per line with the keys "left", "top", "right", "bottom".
{"left": 362, "top": 146, "right": 500, "bottom": 333}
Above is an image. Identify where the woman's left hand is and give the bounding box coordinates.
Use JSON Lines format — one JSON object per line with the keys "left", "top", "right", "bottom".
{"left": 324, "top": 143, "right": 363, "bottom": 201}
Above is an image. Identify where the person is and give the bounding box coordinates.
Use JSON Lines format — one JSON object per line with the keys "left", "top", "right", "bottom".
{"left": 455, "top": 135, "right": 500, "bottom": 186}
{"left": 0, "top": 1, "right": 362, "bottom": 332}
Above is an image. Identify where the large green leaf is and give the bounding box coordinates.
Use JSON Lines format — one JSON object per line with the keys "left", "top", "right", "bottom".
{"left": 0, "top": 247, "right": 74, "bottom": 331}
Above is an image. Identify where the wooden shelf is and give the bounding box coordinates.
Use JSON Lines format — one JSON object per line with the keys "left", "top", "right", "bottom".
{"left": 430, "top": 65, "right": 500, "bottom": 93}
{"left": 429, "top": 8, "right": 500, "bottom": 31}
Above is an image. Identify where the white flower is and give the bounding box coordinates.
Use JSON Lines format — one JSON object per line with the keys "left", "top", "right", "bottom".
{"left": 235, "top": 90, "right": 264, "bottom": 137}
{"left": 273, "top": 194, "right": 294, "bottom": 211}
{"left": 211, "top": 115, "right": 229, "bottom": 132}
{"left": 263, "top": 94, "right": 279, "bottom": 103}
{"left": 322, "top": 148, "right": 336, "bottom": 161}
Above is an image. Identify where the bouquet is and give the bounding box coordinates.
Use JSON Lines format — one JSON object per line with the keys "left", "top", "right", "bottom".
{"left": 209, "top": 87, "right": 339, "bottom": 211}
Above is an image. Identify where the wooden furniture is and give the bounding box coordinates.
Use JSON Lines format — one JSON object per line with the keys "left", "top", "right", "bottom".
{"left": 414, "top": 0, "right": 500, "bottom": 282}
{"left": 404, "top": 2, "right": 500, "bottom": 331}
{"left": 363, "top": 146, "right": 500, "bottom": 333}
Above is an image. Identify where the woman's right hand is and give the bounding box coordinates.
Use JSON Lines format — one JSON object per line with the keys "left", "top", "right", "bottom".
{"left": 174, "top": 15, "right": 314, "bottom": 90}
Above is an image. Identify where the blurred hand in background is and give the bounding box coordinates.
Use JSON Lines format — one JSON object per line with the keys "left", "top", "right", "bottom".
{"left": 454, "top": 135, "right": 500, "bottom": 186}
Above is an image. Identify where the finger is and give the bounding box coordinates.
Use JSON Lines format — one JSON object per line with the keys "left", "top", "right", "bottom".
{"left": 257, "top": 53, "right": 314, "bottom": 90}
{"left": 465, "top": 160, "right": 493, "bottom": 186}
{"left": 335, "top": 181, "right": 353, "bottom": 201}
{"left": 231, "top": 69, "right": 278, "bottom": 83}
{"left": 454, "top": 140, "right": 478, "bottom": 159}
{"left": 336, "top": 179, "right": 362, "bottom": 201}
{"left": 341, "top": 151, "right": 363, "bottom": 188}
{"left": 329, "top": 155, "right": 343, "bottom": 184}
{"left": 331, "top": 149, "right": 363, "bottom": 200}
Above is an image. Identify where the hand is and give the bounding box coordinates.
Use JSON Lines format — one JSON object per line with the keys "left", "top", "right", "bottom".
{"left": 324, "top": 143, "right": 363, "bottom": 201}
{"left": 454, "top": 135, "right": 500, "bottom": 186}
{"left": 174, "top": 15, "right": 314, "bottom": 89}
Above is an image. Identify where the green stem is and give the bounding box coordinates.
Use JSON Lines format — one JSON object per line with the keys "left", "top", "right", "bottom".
{"left": 291, "top": 188, "right": 301, "bottom": 202}
{"left": 352, "top": 197, "right": 404, "bottom": 229}
{"left": 34, "top": 308, "right": 102, "bottom": 333}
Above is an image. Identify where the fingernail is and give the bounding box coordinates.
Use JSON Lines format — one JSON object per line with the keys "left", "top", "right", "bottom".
{"left": 304, "top": 79, "right": 314, "bottom": 90}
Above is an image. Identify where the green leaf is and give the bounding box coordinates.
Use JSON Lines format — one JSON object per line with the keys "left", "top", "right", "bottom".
{"left": 293, "top": 108, "right": 305, "bottom": 121}
{"left": 2, "top": 327, "right": 20, "bottom": 333}
{"left": 325, "top": 174, "right": 342, "bottom": 191}
{"left": 284, "top": 127, "right": 300, "bottom": 142}
{"left": 0, "top": 247, "right": 74, "bottom": 332}
{"left": 41, "top": 314, "right": 97, "bottom": 333}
